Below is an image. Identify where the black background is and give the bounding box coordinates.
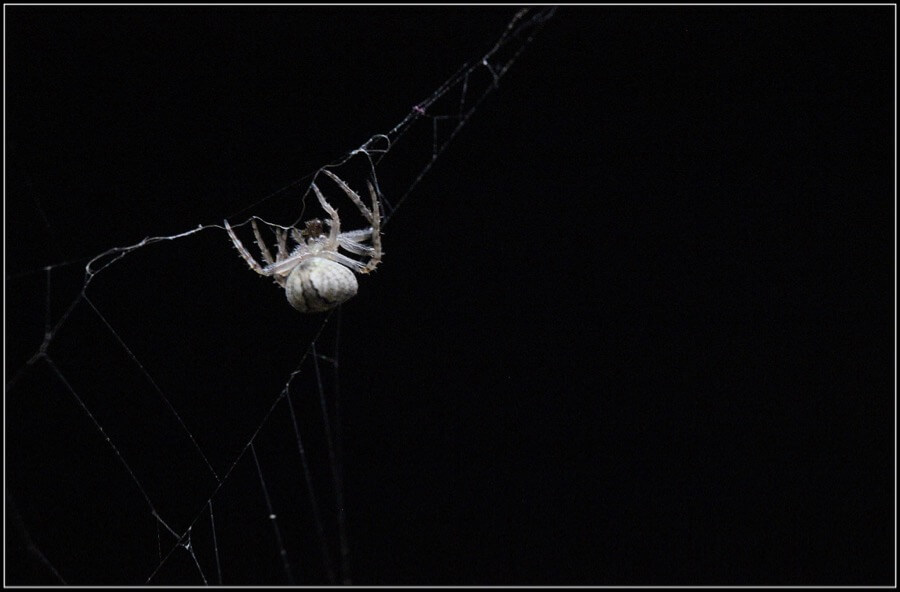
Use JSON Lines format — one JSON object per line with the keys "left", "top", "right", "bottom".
{"left": 5, "top": 5, "right": 894, "bottom": 586}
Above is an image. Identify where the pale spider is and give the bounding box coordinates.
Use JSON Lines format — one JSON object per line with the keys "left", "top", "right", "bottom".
{"left": 224, "top": 169, "right": 383, "bottom": 313}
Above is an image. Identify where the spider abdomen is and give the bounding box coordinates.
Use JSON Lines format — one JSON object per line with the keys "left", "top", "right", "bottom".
{"left": 285, "top": 257, "right": 359, "bottom": 313}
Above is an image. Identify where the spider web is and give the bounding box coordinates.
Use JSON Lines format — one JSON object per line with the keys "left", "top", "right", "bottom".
{"left": 6, "top": 7, "right": 557, "bottom": 585}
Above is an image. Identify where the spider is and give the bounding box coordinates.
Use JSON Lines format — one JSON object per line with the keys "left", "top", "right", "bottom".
{"left": 224, "top": 169, "right": 383, "bottom": 313}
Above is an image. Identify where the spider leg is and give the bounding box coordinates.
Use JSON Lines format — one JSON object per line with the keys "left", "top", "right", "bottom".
{"left": 338, "top": 234, "right": 375, "bottom": 257}
{"left": 267, "top": 252, "right": 310, "bottom": 276}
{"left": 311, "top": 181, "right": 341, "bottom": 251}
{"left": 318, "top": 250, "right": 370, "bottom": 274}
{"left": 338, "top": 228, "right": 373, "bottom": 241}
{"left": 321, "top": 169, "right": 374, "bottom": 223}
{"left": 225, "top": 220, "right": 268, "bottom": 276}
{"left": 251, "top": 219, "right": 276, "bottom": 266}
{"left": 361, "top": 181, "right": 383, "bottom": 273}
{"left": 319, "top": 171, "right": 383, "bottom": 273}
{"left": 275, "top": 228, "right": 289, "bottom": 262}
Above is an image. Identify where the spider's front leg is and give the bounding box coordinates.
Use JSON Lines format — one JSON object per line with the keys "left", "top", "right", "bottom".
{"left": 359, "top": 181, "right": 383, "bottom": 273}
{"left": 311, "top": 181, "right": 341, "bottom": 250}
{"left": 225, "top": 219, "right": 288, "bottom": 287}
{"left": 251, "top": 219, "right": 276, "bottom": 266}
{"left": 224, "top": 220, "right": 267, "bottom": 275}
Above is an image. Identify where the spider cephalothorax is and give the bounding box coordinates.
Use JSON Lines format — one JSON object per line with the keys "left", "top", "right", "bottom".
{"left": 225, "top": 170, "right": 383, "bottom": 313}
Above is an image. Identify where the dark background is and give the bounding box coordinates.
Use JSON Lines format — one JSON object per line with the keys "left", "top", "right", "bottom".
{"left": 5, "top": 6, "right": 894, "bottom": 586}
